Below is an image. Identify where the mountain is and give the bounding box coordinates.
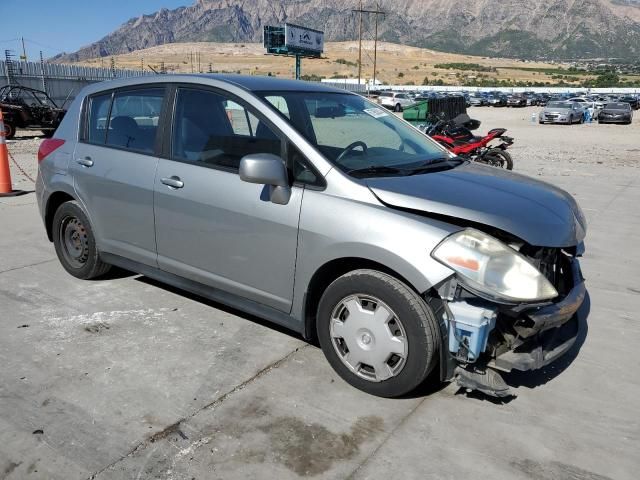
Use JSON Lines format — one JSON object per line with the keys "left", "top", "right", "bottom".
{"left": 54, "top": 0, "right": 640, "bottom": 62}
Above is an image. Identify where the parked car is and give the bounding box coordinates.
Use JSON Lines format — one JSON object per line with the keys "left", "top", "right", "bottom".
{"left": 598, "top": 102, "right": 633, "bottom": 124}
{"left": 619, "top": 96, "right": 639, "bottom": 110}
{"left": 567, "top": 98, "right": 598, "bottom": 120}
{"left": 378, "top": 91, "right": 414, "bottom": 112}
{"left": 539, "top": 101, "right": 585, "bottom": 124}
{"left": 507, "top": 95, "right": 527, "bottom": 107}
{"left": 487, "top": 95, "right": 508, "bottom": 107}
{"left": 536, "top": 94, "right": 551, "bottom": 106}
{"left": 0, "top": 85, "right": 66, "bottom": 139}
{"left": 36, "top": 75, "right": 587, "bottom": 399}
{"left": 523, "top": 93, "right": 539, "bottom": 106}
{"left": 467, "top": 93, "right": 486, "bottom": 106}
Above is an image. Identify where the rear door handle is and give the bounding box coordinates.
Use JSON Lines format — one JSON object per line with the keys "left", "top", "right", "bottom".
{"left": 160, "top": 176, "right": 184, "bottom": 189}
{"left": 76, "top": 157, "right": 93, "bottom": 167}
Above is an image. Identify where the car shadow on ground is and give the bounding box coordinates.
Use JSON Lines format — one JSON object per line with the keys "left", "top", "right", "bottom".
{"left": 134, "top": 275, "right": 305, "bottom": 342}
{"left": 131, "top": 274, "right": 590, "bottom": 403}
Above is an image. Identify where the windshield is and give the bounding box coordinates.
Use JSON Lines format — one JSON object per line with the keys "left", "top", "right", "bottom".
{"left": 547, "top": 101, "right": 571, "bottom": 109}
{"left": 605, "top": 103, "right": 630, "bottom": 110}
{"left": 258, "top": 91, "right": 449, "bottom": 176}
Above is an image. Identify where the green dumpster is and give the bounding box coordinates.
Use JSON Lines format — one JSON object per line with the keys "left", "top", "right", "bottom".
{"left": 402, "top": 101, "right": 430, "bottom": 127}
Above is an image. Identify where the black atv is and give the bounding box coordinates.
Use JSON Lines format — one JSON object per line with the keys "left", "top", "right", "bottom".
{"left": 0, "top": 86, "right": 66, "bottom": 139}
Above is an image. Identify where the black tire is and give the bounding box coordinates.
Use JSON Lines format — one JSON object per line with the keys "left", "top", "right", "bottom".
{"left": 316, "top": 269, "right": 440, "bottom": 398}
{"left": 41, "top": 130, "right": 55, "bottom": 138}
{"left": 52, "top": 201, "right": 111, "bottom": 280}
{"left": 579, "top": 115, "right": 584, "bottom": 124}
{"left": 394, "top": 103, "right": 402, "bottom": 112}
{"left": 3, "top": 121, "right": 15, "bottom": 140}
{"left": 479, "top": 149, "right": 513, "bottom": 170}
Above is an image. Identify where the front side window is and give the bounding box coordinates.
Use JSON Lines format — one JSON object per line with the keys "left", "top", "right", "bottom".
{"left": 171, "top": 88, "right": 281, "bottom": 171}
{"left": 106, "top": 88, "right": 165, "bottom": 153}
{"left": 258, "top": 91, "right": 446, "bottom": 177}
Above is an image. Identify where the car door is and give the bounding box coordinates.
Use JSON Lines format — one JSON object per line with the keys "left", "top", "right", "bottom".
{"left": 72, "top": 86, "right": 166, "bottom": 267}
{"left": 153, "top": 86, "right": 303, "bottom": 313}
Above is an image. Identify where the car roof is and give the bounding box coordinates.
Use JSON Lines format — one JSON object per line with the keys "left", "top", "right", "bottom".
{"left": 79, "top": 73, "right": 350, "bottom": 96}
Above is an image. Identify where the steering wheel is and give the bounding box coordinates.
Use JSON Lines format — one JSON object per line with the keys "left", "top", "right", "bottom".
{"left": 336, "top": 141, "right": 368, "bottom": 163}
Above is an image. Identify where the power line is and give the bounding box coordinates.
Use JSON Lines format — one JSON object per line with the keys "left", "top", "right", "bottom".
{"left": 352, "top": 2, "right": 386, "bottom": 86}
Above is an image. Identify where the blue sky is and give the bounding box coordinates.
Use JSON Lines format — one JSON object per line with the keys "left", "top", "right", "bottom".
{"left": 1, "top": 0, "right": 192, "bottom": 60}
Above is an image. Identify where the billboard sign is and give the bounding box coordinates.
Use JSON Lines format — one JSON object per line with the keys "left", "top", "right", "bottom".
{"left": 285, "top": 23, "right": 324, "bottom": 54}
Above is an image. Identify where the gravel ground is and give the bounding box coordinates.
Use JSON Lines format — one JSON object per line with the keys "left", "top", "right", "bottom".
{"left": 467, "top": 106, "right": 640, "bottom": 173}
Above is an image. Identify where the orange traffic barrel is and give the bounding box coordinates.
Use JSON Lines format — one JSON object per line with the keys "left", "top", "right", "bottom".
{"left": 0, "top": 109, "right": 27, "bottom": 197}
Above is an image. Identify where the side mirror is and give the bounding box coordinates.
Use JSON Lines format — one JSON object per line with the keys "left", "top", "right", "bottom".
{"left": 239, "top": 153, "right": 291, "bottom": 205}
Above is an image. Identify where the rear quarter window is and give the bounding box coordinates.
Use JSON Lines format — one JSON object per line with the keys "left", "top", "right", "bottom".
{"left": 86, "top": 93, "right": 112, "bottom": 144}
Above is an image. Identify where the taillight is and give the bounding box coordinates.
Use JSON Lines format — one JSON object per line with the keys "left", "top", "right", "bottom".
{"left": 38, "top": 138, "right": 65, "bottom": 163}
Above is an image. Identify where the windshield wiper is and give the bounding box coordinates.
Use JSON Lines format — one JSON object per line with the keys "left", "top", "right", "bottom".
{"left": 405, "top": 156, "right": 464, "bottom": 174}
{"left": 346, "top": 165, "right": 408, "bottom": 178}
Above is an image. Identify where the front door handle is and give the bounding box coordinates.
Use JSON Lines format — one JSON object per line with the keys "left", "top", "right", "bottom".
{"left": 161, "top": 176, "right": 184, "bottom": 189}
{"left": 76, "top": 157, "right": 93, "bottom": 167}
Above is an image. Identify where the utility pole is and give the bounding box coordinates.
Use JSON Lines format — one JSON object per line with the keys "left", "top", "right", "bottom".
{"left": 20, "top": 37, "right": 27, "bottom": 61}
{"left": 355, "top": 0, "right": 363, "bottom": 85}
{"left": 352, "top": 2, "right": 386, "bottom": 88}
{"left": 39, "top": 51, "right": 48, "bottom": 94}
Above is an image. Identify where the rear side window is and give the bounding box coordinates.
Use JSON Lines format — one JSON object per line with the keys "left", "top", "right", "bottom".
{"left": 171, "top": 88, "right": 281, "bottom": 172}
{"left": 105, "top": 88, "right": 165, "bottom": 154}
{"left": 87, "top": 93, "right": 112, "bottom": 144}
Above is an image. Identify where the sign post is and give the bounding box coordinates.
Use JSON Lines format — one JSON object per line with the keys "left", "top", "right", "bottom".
{"left": 263, "top": 23, "right": 324, "bottom": 80}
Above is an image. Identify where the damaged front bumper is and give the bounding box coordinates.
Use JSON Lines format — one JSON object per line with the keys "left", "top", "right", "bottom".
{"left": 490, "top": 260, "right": 585, "bottom": 373}
{"left": 442, "top": 258, "right": 586, "bottom": 397}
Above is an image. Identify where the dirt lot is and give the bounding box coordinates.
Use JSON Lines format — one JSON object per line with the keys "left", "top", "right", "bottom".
{"left": 76, "top": 41, "right": 573, "bottom": 86}
{"left": 1, "top": 106, "right": 639, "bottom": 480}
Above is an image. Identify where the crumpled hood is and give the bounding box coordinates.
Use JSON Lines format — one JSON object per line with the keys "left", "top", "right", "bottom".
{"left": 367, "top": 162, "right": 587, "bottom": 247}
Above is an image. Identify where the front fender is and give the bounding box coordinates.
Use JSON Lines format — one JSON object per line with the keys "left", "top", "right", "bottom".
{"left": 291, "top": 188, "right": 458, "bottom": 321}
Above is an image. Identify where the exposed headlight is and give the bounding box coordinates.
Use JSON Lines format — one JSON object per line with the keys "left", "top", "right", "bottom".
{"left": 432, "top": 229, "right": 558, "bottom": 303}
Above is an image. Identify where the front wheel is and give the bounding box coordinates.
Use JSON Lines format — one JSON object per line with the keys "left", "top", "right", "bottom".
{"left": 52, "top": 201, "right": 111, "bottom": 279}
{"left": 394, "top": 103, "right": 402, "bottom": 112}
{"left": 317, "top": 269, "right": 440, "bottom": 398}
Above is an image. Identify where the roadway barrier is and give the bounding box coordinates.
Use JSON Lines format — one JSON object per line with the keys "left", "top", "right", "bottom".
{"left": 0, "top": 109, "right": 27, "bottom": 197}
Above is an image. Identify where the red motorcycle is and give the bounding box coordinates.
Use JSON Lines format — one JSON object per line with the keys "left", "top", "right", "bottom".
{"left": 425, "top": 114, "right": 514, "bottom": 170}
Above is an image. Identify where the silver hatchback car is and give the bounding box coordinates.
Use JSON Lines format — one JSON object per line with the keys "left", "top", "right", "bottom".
{"left": 36, "top": 75, "right": 587, "bottom": 398}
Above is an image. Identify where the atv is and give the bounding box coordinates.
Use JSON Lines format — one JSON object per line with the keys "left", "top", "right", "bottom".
{"left": 0, "top": 85, "right": 66, "bottom": 139}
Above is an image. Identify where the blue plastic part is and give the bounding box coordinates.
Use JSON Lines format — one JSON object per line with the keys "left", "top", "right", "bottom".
{"left": 447, "top": 301, "right": 497, "bottom": 362}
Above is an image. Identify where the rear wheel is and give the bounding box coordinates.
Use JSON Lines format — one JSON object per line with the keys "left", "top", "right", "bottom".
{"left": 52, "top": 201, "right": 111, "bottom": 279}
{"left": 3, "top": 121, "right": 15, "bottom": 140}
{"left": 480, "top": 149, "right": 513, "bottom": 170}
{"left": 317, "top": 269, "right": 440, "bottom": 398}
